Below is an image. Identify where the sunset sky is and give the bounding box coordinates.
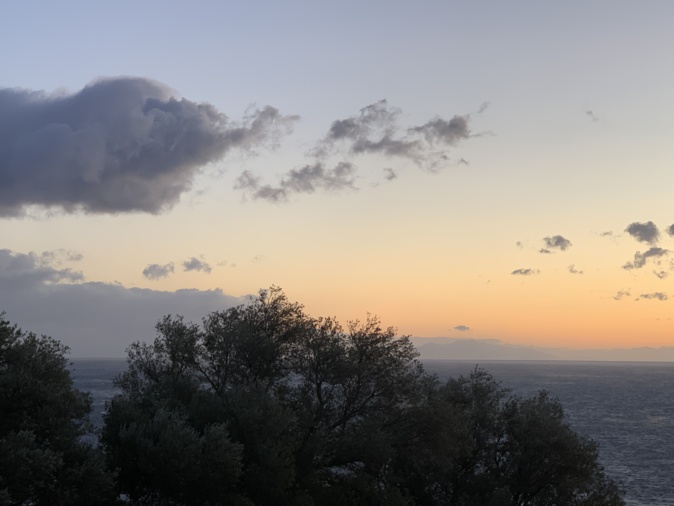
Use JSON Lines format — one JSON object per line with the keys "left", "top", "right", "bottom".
{"left": 1, "top": 1, "right": 673, "bottom": 357}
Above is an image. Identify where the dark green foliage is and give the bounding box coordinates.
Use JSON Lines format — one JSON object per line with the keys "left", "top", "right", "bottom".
{"left": 102, "top": 288, "right": 625, "bottom": 506}
{"left": 0, "top": 313, "right": 117, "bottom": 505}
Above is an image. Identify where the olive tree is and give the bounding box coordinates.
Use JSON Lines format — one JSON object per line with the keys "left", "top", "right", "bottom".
{"left": 0, "top": 313, "right": 117, "bottom": 505}
{"left": 102, "top": 288, "right": 625, "bottom": 506}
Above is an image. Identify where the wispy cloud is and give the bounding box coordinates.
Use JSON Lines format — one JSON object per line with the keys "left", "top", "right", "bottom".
{"left": 511, "top": 268, "right": 539, "bottom": 276}
{"left": 653, "top": 270, "right": 669, "bottom": 279}
{"left": 315, "top": 99, "right": 474, "bottom": 169}
{"left": 453, "top": 325, "right": 471, "bottom": 332}
{"left": 383, "top": 168, "right": 397, "bottom": 181}
{"left": 622, "top": 247, "right": 669, "bottom": 270}
{"left": 183, "top": 257, "right": 212, "bottom": 273}
{"left": 0, "top": 77, "right": 298, "bottom": 216}
{"left": 612, "top": 290, "right": 631, "bottom": 301}
{"left": 142, "top": 263, "right": 175, "bottom": 280}
{"left": 585, "top": 110, "right": 599, "bottom": 122}
{"left": 543, "top": 235, "right": 572, "bottom": 251}
{"left": 236, "top": 162, "right": 357, "bottom": 202}
{"left": 637, "top": 292, "right": 668, "bottom": 301}
{"left": 568, "top": 265, "right": 583, "bottom": 274}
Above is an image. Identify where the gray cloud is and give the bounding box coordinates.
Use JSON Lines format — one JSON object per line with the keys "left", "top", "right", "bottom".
{"left": 543, "top": 235, "right": 572, "bottom": 251}
{"left": 183, "top": 257, "right": 212, "bottom": 273}
{"left": 142, "top": 262, "right": 175, "bottom": 280}
{"left": 637, "top": 292, "right": 668, "bottom": 301}
{"left": 409, "top": 115, "right": 471, "bottom": 146}
{"left": 478, "top": 102, "right": 491, "bottom": 114}
{"left": 612, "top": 290, "right": 631, "bottom": 300}
{"left": 383, "top": 168, "right": 397, "bottom": 181}
{"left": 539, "top": 249, "right": 552, "bottom": 254}
{"left": 0, "top": 249, "right": 245, "bottom": 357}
{"left": 667, "top": 224, "right": 674, "bottom": 236}
{"left": 315, "top": 99, "right": 473, "bottom": 168}
{"left": 511, "top": 268, "right": 539, "bottom": 276}
{"left": 237, "top": 99, "right": 482, "bottom": 202}
{"left": 653, "top": 270, "right": 669, "bottom": 279}
{"left": 625, "top": 221, "right": 660, "bottom": 245}
{"left": 585, "top": 110, "right": 599, "bottom": 122}
{"left": 0, "top": 77, "right": 298, "bottom": 216}
{"left": 622, "top": 247, "right": 669, "bottom": 270}
{"left": 0, "top": 249, "right": 84, "bottom": 288}
{"left": 599, "top": 231, "right": 614, "bottom": 237}
{"left": 568, "top": 265, "right": 583, "bottom": 274}
{"left": 453, "top": 325, "right": 471, "bottom": 332}
{"left": 236, "top": 162, "right": 357, "bottom": 202}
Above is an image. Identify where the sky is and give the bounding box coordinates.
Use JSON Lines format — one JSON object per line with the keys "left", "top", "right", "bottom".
{"left": 1, "top": 1, "right": 673, "bottom": 357}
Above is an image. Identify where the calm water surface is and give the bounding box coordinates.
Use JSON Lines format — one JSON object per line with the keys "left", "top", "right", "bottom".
{"left": 70, "top": 359, "right": 674, "bottom": 505}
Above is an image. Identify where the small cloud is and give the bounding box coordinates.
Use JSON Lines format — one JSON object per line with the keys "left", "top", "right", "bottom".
{"left": 236, "top": 162, "right": 357, "bottom": 202}
{"left": 516, "top": 241, "right": 524, "bottom": 249}
{"left": 543, "top": 235, "right": 572, "bottom": 251}
{"left": 585, "top": 110, "right": 599, "bottom": 122}
{"left": 511, "top": 268, "right": 539, "bottom": 276}
{"left": 66, "top": 251, "right": 84, "bottom": 262}
{"left": 622, "top": 247, "right": 669, "bottom": 270}
{"left": 599, "top": 231, "right": 614, "bottom": 237}
{"left": 142, "top": 263, "right": 174, "bottom": 280}
{"left": 478, "top": 101, "right": 491, "bottom": 114}
{"left": 637, "top": 292, "right": 668, "bottom": 301}
{"left": 568, "top": 265, "right": 583, "bottom": 274}
{"left": 539, "top": 248, "right": 552, "bottom": 254}
{"left": 452, "top": 325, "right": 471, "bottom": 332}
{"left": 183, "top": 257, "right": 212, "bottom": 273}
{"left": 667, "top": 224, "right": 674, "bottom": 236}
{"left": 625, "top": 221, "right": 660, "bottom": 245}
{"left": 383, "top": 168, "right": 397, "bottom": 181}
{"left": 612, "top": 290, "right": 631, "bottom": 301}
{"left": 654, "top": 270, "right": 669, "bottom": 279}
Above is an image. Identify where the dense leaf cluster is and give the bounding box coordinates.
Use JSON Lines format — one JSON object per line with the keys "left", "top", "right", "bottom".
{"left": 0, "top": 313, "right": 117, "bottom": 505}
{"left": 101, "top": 288, "right": 624, "bottom": 506}
{"left": 0, "top": 290, "right": 625, "bottom": 505}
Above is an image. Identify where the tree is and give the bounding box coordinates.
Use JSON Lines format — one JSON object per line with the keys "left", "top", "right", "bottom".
{"left": 0, "top": 313, "right": 117, "bottom": 505}
{"left": 102, "top": 288, "right": 625, "bottom": 505}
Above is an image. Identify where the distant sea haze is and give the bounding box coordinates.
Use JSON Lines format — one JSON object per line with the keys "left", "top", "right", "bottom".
{"left": 411, "top": 337, "right": 674, "bottom": 362}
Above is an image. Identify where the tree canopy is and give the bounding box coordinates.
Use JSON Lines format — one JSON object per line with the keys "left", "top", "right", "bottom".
{"left": 0, "top": 313, "right": 117, "bottom": 505}
{"left": 102, "top": 287, "right": 625, "bottom": 506}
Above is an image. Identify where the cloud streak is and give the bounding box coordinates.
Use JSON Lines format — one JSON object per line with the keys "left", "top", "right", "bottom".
{"left": 637, "top": 292, "right": 668, "bottom": 301}
{"left": 240, "top": 99, "right": 480, "bottom": 202}
{"left": 622, "top": 247, "right": 669, "bottom": 270}
{"left": 142, "top": 263, "right": 175, "bottom": 280}
{"left": 511, "top": 268, "right": 539, "bottom": 276}
{"left": 543, "top": 235, "right": 572, "bottom": 251}
{"left": 183, "top": 257, "right": 212, "bottom": 273}
{"left": 0, "top": 77, "right": 298, "bottom": 216}
{"left": 236, "top": 162, "right": 357, "bottom": 202}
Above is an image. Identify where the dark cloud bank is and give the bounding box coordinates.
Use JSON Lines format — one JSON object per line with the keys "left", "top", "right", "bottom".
{"left": 0, "top": 249, "right": 245, "bottom": 357}
{"left": 0, "top": 77, "right": 297, "bottom": 216}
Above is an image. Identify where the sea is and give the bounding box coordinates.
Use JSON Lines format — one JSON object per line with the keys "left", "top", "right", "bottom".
{"left": 69, "top": 359, "right": 674, "bottom": 505}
